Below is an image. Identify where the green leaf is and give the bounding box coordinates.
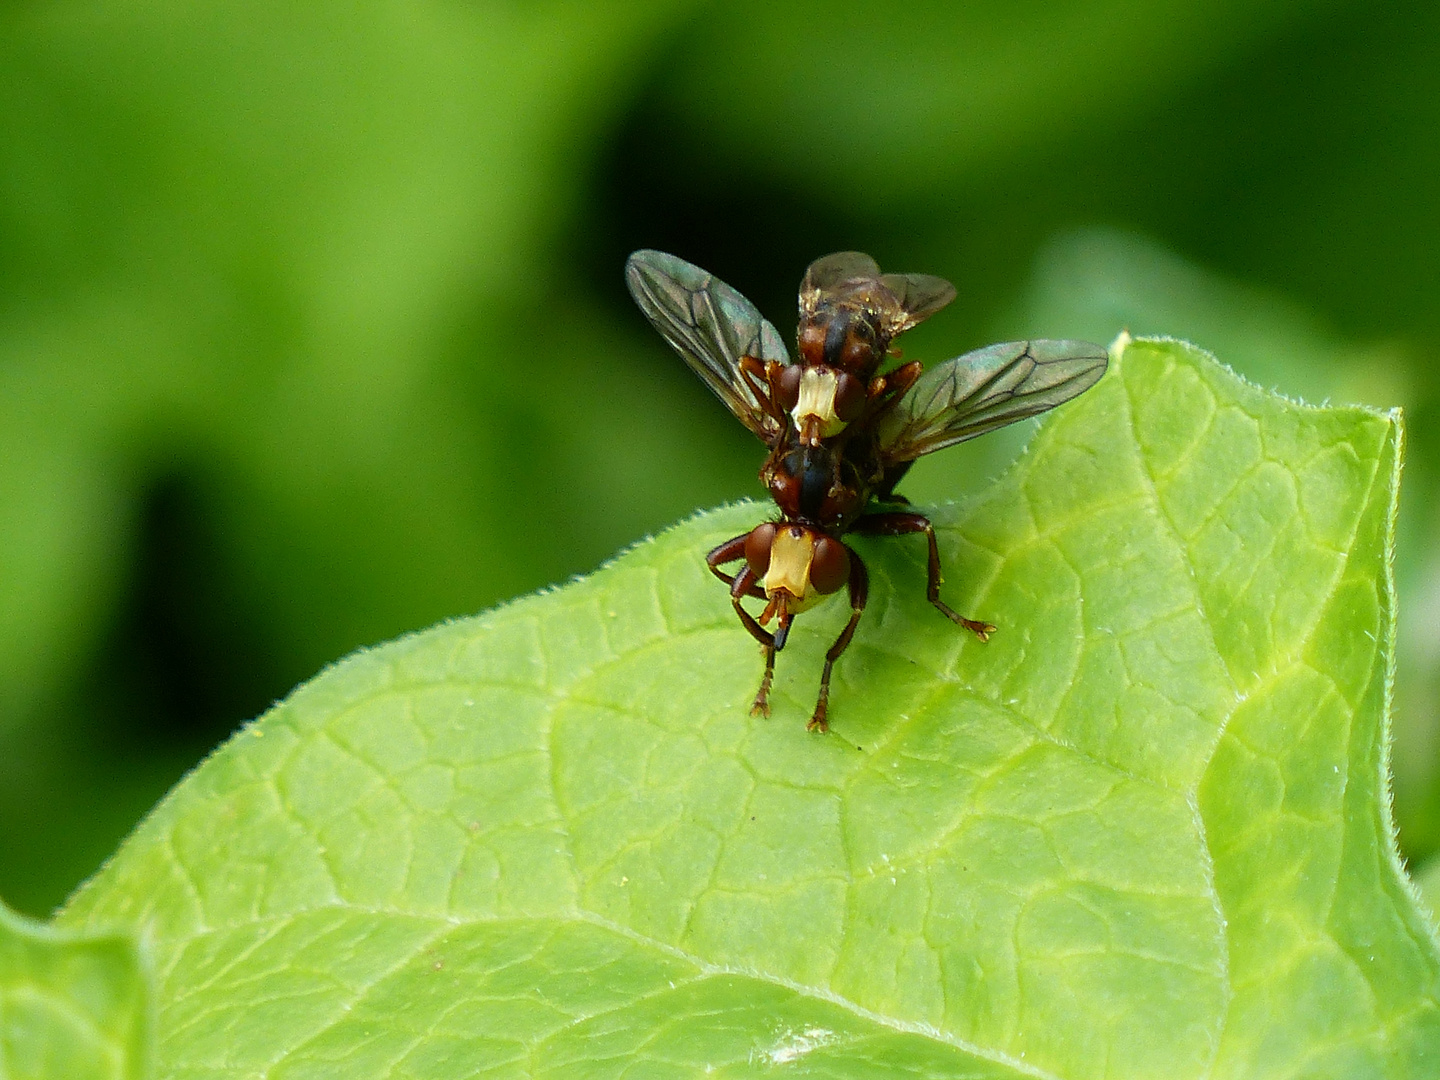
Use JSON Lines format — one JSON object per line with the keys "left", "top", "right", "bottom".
{"left": 57, "top": 339, "right": 1439, "bottom": 1076}
{"left": 0, "top": 899, "right": 149, "bottom": 1080}
{"left": 1003, "top": 227, "right": 1440, "bottom": 863}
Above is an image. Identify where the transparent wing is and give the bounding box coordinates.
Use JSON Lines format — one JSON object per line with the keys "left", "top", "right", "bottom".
{"left": 875, "top": 272, "right": 957, "bottom": 334}
{"left": 800, "top": 251, "right": 881, "bottom": 314}
{"left": 800, "top": 252, "right": 955, "bottom": 333}
{"left": 626, "top": 250, "right": 790, "bottom": 441}
{"left": 878, "top": 339, "right": 1109, "bottom": 462}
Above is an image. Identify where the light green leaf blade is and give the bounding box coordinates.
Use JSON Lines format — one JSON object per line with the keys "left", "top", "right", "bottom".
{"left": 0, "top": 900, "right": 149, "bottom": 1080}
{"left": 58, "top": 339, "right": 1440, "bottom": 1077}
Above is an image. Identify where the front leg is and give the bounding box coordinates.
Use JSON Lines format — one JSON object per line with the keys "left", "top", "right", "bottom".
{"left": 706, "top": 532, "right": 765, "bottom": 599}
{"left": 728, "top": 565, "right": 777, "bottom": 717}
{"left": 851, "top": 512, "right": 994, "bottom": 640}
{"left": 861, "top": 360, "right": 922, "bottom": 425}
{"left": 738, "top": 355, "right": 788, "bottom": 428}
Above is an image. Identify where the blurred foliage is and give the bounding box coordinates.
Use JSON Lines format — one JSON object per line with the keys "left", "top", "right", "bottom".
{"left": 1, "top": 0, "right": 1438, "bottom": 917}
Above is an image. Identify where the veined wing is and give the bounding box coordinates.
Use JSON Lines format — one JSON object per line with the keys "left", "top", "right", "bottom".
{"left": 626, "top": 250, "right": 790, "bottom": 441}
{"left": 878, "top": 339, "right": 1108, "bottom": 462}
{"left": 800, "top": 251, "right": 955, "bottom": 335}
{"left": 874, "top": 271, "right": 956, "bottom": 334}
{"left": 800, "top": 251, "right": 881, "bottom": 316}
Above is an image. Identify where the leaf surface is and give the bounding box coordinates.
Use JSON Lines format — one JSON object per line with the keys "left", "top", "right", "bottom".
{"left": 58, "top": 339, "right": 1440, "bottom": 1077}
{"left": 0, "top": 900, "right": 149, "bottom": 1080}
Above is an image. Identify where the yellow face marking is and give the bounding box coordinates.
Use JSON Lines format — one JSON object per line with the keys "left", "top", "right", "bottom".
{"left": 764, "top": 526, "right": 813, "bottom": 600}
{"left": 762, "top": 528, "right": 837, "bottom": 614}
{"left": 791, "top": 367, "right": 847, "bottom": 439}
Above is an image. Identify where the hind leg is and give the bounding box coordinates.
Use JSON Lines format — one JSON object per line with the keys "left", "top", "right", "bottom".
{"left": 851, "top": 512, "right": 994, "bottom": 640}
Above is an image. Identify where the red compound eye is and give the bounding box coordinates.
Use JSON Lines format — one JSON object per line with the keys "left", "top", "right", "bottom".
{"left": 809, "top": 535, "right": 850, "bottom": 594}
{"left": 774, "top": 364, "right": 803, "bottom": 412}
{"left": 833, "top": 372, "right": 865, "bottom": 421}
{"left": 745, "top": 522, "right": 778, "bottom": 576}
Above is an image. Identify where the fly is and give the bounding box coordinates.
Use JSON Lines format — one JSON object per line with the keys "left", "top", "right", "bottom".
{"left": 626, "top": 249, "right": 1108, "bottom": 731}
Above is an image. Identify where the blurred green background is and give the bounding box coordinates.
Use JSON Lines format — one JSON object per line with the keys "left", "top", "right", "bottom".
{"left": 3, "top": 0, "right": 1439, "bottom": 917}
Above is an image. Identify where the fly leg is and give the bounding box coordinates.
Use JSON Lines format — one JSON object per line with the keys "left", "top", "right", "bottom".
{"left": 809, "top": 546, "right": 869, "bottom": 733}
{"left": 851, "top": 512, "right": 994, "bottom": 640}
{"left": 738, "top": 355, "right": 788, "bottom": 428}
{"left": 710, "top": 537, "right": 779, "bottom": 714}
{"left": 727, "top": 565, "right": 777, "bottom": 716}
{"left": 706, "top": 533, "right": 765, "bottom": 599}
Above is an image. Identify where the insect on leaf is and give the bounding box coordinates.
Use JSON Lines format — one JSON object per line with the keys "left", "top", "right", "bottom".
{"left": 55, "top": 339, "right": 1438, "bottom": 1079}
